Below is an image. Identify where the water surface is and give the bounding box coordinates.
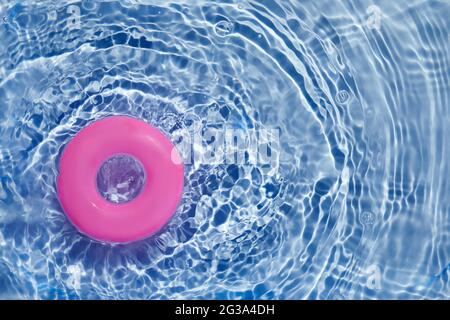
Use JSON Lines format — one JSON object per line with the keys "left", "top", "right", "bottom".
{"left": 0, "top": 0, "right": 449, "bottom": 299}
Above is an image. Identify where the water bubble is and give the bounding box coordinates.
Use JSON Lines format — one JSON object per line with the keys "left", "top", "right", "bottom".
{"left": 360, "top": 211, "right": 377, "bottom": 226}
{"left": 48, "top": 10, "right": 57, "bottom": 21}
{"left": 214, "top": 20, "right": 234, "bottom": 37}
{"left": 335, "top": 90, "right": 350, "bottom": 105}
{"left": 82, "top": 0, "right": 97, "bottom": 11}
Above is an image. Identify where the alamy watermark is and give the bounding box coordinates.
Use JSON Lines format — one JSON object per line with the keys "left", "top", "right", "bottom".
{"left": 170, "top": 124, "right": 280, "bottom": 170}
{"left": 364, "top": 264, "right": 382, "bottom": 290}
{"left": 366, "top": 5, "right": 382, "bottom": 31}
{"left": 66, "top": 4, "right": 81, "bottom": 30}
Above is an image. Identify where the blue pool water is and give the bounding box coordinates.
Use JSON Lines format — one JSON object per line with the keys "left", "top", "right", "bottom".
{"left": 0, "top": 0, "right": 449, "bottom": 299}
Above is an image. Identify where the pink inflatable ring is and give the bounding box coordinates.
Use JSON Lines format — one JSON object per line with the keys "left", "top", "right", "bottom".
{"left": 56, "top": 116, "right": 184, "bottom": 243}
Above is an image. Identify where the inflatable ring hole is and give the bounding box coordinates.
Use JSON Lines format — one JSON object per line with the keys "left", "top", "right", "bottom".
{"left": 96, "top": 154, "right": 146, "bottom": 204}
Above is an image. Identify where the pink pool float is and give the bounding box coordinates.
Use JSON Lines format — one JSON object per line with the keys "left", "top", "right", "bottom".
{"left": 56, "top": 116, "right": 184, "bottom": 243}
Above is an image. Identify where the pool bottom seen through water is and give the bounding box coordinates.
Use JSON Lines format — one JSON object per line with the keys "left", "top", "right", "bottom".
{"left": 96, "top": 154, "right": 147, "bottom": 204}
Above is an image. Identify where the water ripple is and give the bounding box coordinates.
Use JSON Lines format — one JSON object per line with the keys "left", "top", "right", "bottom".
{"left": 0, "top": 0, "right": 448, "bottom": 299}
